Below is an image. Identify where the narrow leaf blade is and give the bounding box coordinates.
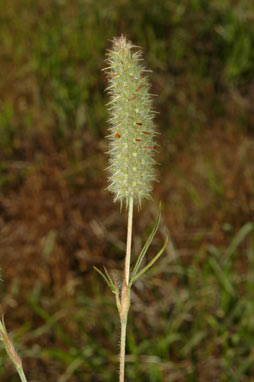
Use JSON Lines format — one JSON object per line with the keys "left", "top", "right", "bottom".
{"left": 130, "top": 234, "right": 168, "bottom": 285}
{"left": 103, "top": 266, "right": 115, "bottom": 289}
{"left": 130, "top": 203, "right": 162, "bottom": 283}
{"left": 93, "top": 266, "right": 115, "bottom": 292}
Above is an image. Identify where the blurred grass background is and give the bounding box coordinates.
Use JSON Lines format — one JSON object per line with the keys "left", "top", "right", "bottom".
{"left": 0, "top": 0, "right": 254, "bottom": 381}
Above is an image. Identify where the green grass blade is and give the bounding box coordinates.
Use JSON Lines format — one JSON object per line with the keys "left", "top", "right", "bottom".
{"left": 232, "top": 357, "right": 253, "bottom": 382}
{"left": 130, "top": 203, "right": 162, "bottom": 284}
{"left": 225, "top": 222, "right": 254, "bottom": 262}
{"left": 130, "top": 234, "right": 168, "bottom": 285}
{"left": 208, "top": 257, "right": 235, "bottom": 296}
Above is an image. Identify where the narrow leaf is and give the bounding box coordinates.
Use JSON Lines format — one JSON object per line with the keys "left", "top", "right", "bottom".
{"left": 130, "top": 203, "right": 161, "bottom": 283}
{"left": 93, "top": 266, "right": 115, "bottom": 293}
{"left": 130, "top": 234, "right": 168, "bottom": 285}
{"left": 103, "top": 266, "right": 115, "bottom": 290}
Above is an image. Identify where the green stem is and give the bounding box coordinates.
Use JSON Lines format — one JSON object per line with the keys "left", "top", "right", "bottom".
{"left": 17, "top": 366, "right": 28, "bottom": 382}
{"left": 119, "top": 196, "right": 134, "bottom": 382}
{"left": 124, "top": 196, "right": 134, "bottom": 286}
{"left": 119, "top": 319, "right": 127, "bottom": 382}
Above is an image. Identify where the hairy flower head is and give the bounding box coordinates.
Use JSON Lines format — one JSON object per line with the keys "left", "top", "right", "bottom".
{"left": 104, "top": 35, "right": 157, "bottom": 207}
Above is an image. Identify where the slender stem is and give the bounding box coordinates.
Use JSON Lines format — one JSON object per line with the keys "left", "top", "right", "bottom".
{"left": 119, "top": 196, "right": 134, "bottom": 382}
{"left": 119, "top": 319, "right": 127, "bottom": 382}
{"left": 124, "top": 196, "right": 134, "bottom": 286}
{"left": 17, "top": 366, "right": 28, "bottom": 382}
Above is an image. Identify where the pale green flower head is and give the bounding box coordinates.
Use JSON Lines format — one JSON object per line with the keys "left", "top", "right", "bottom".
{"left": 105, "top": 35, "right": 157, "bottom": 207}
